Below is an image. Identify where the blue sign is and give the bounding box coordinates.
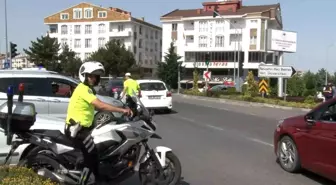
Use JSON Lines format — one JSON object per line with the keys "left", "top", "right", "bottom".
{"left": 4, "top": 60, "right": 10, "bottom": 69}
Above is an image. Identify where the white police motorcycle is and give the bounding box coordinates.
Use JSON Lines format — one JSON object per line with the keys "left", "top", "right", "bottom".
{"left": 0, "top": 84, "right": 182, "bottom": 185}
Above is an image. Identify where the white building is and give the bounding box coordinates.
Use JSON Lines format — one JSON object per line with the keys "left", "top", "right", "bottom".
{"left": 44, "top": 2, "right": 162, "bottom": 75}
{"left": 160, "top": 0, "right": 283, "bottom": 83}
{"left": 0, "top": 54, "right": 35, "bottom": 69}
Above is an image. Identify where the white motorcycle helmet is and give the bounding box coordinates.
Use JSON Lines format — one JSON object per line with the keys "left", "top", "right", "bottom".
{"left": 78, "top": 61, "right": 105, "bottom": 86}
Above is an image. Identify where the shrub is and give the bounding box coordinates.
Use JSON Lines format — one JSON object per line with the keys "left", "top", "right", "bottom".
{"left": 227, "top": 87, "right": 237, "bottom": 94}
{"left": 0, "top": 166, "right": 57, "bottom": 185}
{"left": 304, "top": 95, "right": 315, "bottom": 104}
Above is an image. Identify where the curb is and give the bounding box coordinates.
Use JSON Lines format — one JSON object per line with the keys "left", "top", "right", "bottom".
{"left": 174, "top": 94, "right": 311, "bottom": 112}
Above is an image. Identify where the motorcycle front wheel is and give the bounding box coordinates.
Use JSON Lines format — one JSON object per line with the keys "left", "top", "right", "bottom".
{"left": 139, "top": 151, "right": 182, "bottom": 185}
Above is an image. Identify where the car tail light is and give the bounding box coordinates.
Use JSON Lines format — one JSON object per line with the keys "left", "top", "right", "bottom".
{"left": 166, "top": 91, "right": 172, "bottom": 97}
{"left": 112, "top": 88, "right": 117, "bottom": 92}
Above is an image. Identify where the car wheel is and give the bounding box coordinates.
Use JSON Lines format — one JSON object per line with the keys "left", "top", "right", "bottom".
{"left": 277, "top": 136, "right": 301, "bottom": 173}
{"left": 94, "top": 111, "right": 115, "bottom": 126}
{"left": 164, "top": 109, "right": 172, "bottom": 114}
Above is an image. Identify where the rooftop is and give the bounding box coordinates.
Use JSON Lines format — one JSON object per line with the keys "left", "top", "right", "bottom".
{"left": 44, "top": 2, "right": 162, "bottom": 30}
{"left": 161, "top": 0, "right": 281, "bottom": 24}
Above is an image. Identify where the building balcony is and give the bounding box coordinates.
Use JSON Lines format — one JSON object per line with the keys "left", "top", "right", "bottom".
{"left": 109, "top": 31, "right": 132, "bottom": 37}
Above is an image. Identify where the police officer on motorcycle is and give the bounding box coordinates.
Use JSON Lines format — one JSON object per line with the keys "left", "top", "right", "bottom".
{"left": 64, "top": 61, "right": 132, "bottom": 184}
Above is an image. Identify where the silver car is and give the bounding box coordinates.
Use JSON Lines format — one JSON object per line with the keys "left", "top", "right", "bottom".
{"left": 0, "top": 69, "right": 123, "bottom": 121}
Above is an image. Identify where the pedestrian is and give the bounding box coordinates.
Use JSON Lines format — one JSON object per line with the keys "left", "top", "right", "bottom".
{"left": 322, "top": 82, "right": 334, "bottom": 101}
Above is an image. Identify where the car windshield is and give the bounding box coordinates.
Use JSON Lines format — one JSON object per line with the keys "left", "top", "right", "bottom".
{"left": 140, "top": 82, "right": 166, "bottom": 91}
{"left": 108, "top": 80, "right": 123, "bottom": 87}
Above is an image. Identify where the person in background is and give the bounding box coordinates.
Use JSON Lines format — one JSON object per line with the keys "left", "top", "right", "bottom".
{"left": 323, "top": 82, "right": 334, "bottom": 101}
{"left": 120, "top": 72, "right": 141, "bottom": 100}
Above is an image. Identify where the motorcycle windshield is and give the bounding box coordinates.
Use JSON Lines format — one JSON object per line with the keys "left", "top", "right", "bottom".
{"left": 131, "top": 90, "right": 150, "bottom": 118}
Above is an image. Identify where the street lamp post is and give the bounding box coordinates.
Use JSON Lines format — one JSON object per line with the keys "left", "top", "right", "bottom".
{"left": 213, "top": 11, "right": 242, "bottom": 90}
{"left": 326, "top": 43, "right": 334, "bottom": 85}
{"left": 4, "top": 0, "right": 9, "bottom": 68}
{"left": 177, "top": 61, "right": 183, "bottom": 94}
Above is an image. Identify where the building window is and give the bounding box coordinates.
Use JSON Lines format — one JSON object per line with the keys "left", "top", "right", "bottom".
{"left": 84, "top": 53, "right": 91, "bottom": 60}
{"left": 60, "top": 13, "right": 69, "bottom": 20}
{"left": 139, "top": 26, "right": 142, "bottom": 34}
{"left": 85, "top": 39, "right": 92, "bottom": 48}
{"left": 98, "top": 24, "right": 105, "bottom": 33}
{"left": 85, "top": 25, "right": 92, "bottom": 34}
{"left": 61, "top": 25, "right": 68, "bottom": 34}
{"left": 74, "top": 25, "right": 81, "bottom": 34}
{"left": 199, "top": 21, "right": 208, "bottom": 32}
{"left": 73, "top": 8, "right": 82, "bottom": 19}
{"left": 155, "top": 43, "right": 158, "bottom": 51}
{"left": 84, "top": 8, "right": 93, "bottom": 19}
{"left": 139, "top": 39, "right": 142, "bottom": 48}
{"left": 215, "top": 36, "right": 224, "bottom": 47}
{"left": 98, "top": 38, "right": 106, "bottom": 48}
{"left": 61, "top": 38, "right": 67, "bottom": 46}
{"left": 75, "top": 53, "right": 81, "bottom": 59}
{"left": 74, "top": 39, "right": 81, "bottom": 48}
{"left": 98, "top": 11, "right": 107, "bottom": 18}
{"left": 118, "top": 25, "right": 124, "bottom": 32}
{"left": 250, "top": 36, "right": 257, "bottom": 45}
{"left": 250, "top": 20, "right": 257, "bottom": 23}
{"left": 198, "top": 36, "right": 207, "bottom": 48}
{"left": 155, "top": 31, "right": 158, "bottom": 39}
{"left": 172, "top": 23, "right": 177, "bottom": 31}
{"left": 215, "top": 20, "right": 225, "bottom": 33}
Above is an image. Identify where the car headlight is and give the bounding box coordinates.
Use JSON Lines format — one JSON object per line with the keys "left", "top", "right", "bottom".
{"left": 277, "top": 119, "right": 284, "bottom": 127}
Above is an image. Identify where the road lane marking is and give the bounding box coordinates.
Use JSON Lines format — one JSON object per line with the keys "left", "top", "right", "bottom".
{"left": 206, "top": 124, "right": 224, "bottom": 131}
{"left": 171, "top": 114, "right": 196, "bottom": 122}
{"left": 247, "top": 138, "right": 274, "bottom": 147}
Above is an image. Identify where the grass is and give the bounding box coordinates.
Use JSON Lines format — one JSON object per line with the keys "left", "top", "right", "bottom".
{"left": 182, "top": 89, "right": 319, "bottom": 109}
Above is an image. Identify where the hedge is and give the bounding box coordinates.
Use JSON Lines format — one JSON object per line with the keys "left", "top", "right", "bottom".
{"left": 0, "top": 166, "right": 58, "bottom": 185}
{"left": 182, "top": 88, "right": 319, "bottom": 109}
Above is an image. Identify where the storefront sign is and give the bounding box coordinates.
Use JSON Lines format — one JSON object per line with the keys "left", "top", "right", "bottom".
{"left": 196, "top": 62, "right": 228, "bottom": 67}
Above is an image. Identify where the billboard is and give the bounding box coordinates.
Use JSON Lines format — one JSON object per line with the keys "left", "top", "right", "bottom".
{"left": 267, "top": 29, "right": 297, "bottom": 53}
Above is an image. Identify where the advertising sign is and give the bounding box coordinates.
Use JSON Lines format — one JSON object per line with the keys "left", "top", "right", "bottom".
{"left": 267, "top": 29, "right": 297, "bottom": 53}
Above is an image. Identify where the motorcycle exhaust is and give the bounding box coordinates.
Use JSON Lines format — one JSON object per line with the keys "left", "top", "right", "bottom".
{"left": 37, "top": 168, "right": 78, "bottom": 184}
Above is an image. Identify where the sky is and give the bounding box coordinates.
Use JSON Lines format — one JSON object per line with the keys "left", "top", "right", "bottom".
{"left": 0, "top": 0, "right": 335, "bottom": 72}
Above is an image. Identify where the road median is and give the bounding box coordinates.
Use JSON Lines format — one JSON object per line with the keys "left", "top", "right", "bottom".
{"left": 174, "top": 93, "right": 312, "bottom": 112}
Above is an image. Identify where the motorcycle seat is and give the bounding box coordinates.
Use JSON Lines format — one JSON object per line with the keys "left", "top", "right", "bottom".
{"left": 32, "top": 129, "right": 73, "bottom": 146}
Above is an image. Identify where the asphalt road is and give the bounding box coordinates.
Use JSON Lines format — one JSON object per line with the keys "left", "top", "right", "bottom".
{"left": 121, "top": 98, "right": 334, "bottom": 185}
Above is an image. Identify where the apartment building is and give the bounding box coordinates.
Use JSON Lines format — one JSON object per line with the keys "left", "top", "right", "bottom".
{"left": 160, "top": 0, "right": 283, "bottom": 82}
{"left": 44, "top": 2, "right": 162, "bottom": 75}
{"left": 0, "top": 54, "right": 35, "bottom": 69}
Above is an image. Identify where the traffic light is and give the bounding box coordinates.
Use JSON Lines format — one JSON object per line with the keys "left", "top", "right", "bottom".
{"left": 10, "top": 42, "right": 18, "bottom": 58}
{"left": 205, "top": 52, "right": 210, "bottom": 66}
{"left": 213, "top": 7, "right": 219, "bottom": 18}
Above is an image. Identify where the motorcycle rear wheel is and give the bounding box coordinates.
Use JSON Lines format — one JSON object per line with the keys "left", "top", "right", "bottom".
{"left": 139, "top": 151, "right": 182, "bottom": 185}
{"left": 18, "top": 154, "right": 65, "bottom": 184}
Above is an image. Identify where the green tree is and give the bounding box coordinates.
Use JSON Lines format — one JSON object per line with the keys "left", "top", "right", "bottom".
{"left": 244, "top": 71, "right": 258, "bottom": 97}
{"left": 192, "top": 67, "right": 199, "bottom": 90}
{"left": 58, "top": 44, "right": 82, "bottom": 77}
{"left": 315, "top": 68, "right": 330, "bottom": 89}
{"left": 157, "top": 42, "right": 182, "bottom": 89}
{"left": 24, "top": 34, "right": 60, "bottom": 71}
{"left": 287, "top": 74, "right": 305, "bottom": 96}
{"left": 88, "top": 39, "right": 136, "bottom": 76}
{"left": 303, "top": 71, "right": 317, "bottom": 96}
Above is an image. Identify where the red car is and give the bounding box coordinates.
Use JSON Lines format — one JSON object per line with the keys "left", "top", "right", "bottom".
{"left": 274, "top": 98, "right": 336, "bottom": 182}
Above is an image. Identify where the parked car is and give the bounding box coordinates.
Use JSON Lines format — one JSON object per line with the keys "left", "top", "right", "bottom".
{"left": 0, "top": 69, "right": 124, "bottom": 119}
{"left": 137, "top": 79, "right": 172, "bottom": 113}
{"left": 274, "top": 98, "right": 336, "bottom": 182}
